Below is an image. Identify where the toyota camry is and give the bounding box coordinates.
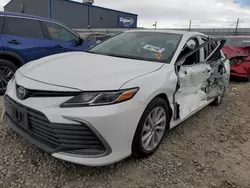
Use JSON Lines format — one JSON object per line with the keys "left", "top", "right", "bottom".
{"left": 3, "top": 30, "right": 230, "bottom": 166}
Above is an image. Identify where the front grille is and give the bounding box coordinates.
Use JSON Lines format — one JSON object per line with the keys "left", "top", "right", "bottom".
{"left": 16, "top": 83, "right": 80, "bottom": 99}
{"left": 4, "top": 95, "right": 106, "bottom": 155}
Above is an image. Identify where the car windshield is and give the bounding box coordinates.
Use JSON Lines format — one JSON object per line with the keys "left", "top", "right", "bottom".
{"left": 225, "top": 38, "right": 250, "bottom": 47}
{"left": 87, "top": 32, "right": 182, "bottom": 63}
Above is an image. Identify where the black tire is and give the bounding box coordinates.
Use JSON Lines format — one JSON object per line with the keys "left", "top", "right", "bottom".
{"left": 0, "top": 59, "right": 18, "bottom": 95}
{"left": 132, "top": 97, "right": 170, "bottom": 158}
{"left": 210, "top": 95, "right": 224, "bottom": 106}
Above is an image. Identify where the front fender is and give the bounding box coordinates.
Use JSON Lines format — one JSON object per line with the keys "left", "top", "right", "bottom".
{"left": 120, "top": 64, "right": 177, "bottom": 106}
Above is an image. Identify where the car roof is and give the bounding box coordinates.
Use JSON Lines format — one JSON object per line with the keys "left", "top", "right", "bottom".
{"left": 125, "top": 29, "right": 206, "bottom": 37}
{"left": 0, "top": 11, "right": 60, "bottom": 23}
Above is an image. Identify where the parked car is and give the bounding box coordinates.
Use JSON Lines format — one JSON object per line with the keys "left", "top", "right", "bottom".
{"left": 222, "top": 36, "right": 250, "bottom": 81}
{"left": 79, "top": 32, "right": 111, "bottom": 45}
{"left": 0, "top": 11, "right": 93, "bottom": 94}
{"left": 3, "top": 30, "right": 230, "bottom": 166}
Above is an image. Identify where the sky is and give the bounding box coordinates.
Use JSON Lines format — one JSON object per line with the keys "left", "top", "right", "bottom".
{"left": 0, "top": 0, "right": 250, "bottom": 28}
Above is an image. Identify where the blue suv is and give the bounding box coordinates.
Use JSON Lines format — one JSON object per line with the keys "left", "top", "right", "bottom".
{"left": 0, "top": 12, "right": 93, "bottom": 93}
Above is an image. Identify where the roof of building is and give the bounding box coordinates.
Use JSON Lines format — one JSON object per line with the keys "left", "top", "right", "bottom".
{"left": 4, "top": 0, "right": 138, "bottom": 16}
{"left": 0, "top": 11, "right": 59, "bottom": 23}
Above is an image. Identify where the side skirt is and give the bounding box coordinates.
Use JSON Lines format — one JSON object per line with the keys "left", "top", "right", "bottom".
{"left": 169, "top": 99, "right": 214, "bottom": 129}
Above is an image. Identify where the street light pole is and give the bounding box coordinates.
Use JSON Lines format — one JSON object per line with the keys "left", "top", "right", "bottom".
{"left": 189, "top": 20, "right": 192, "bottom": 31}
{"left": 235, "top": 18, "right": 239, "bottom": 36}
{"left": 48, "top": 0, "right": 52, "bottom": 19}
{"left": 153, "top": 21, "right": 157, "bottom": 29}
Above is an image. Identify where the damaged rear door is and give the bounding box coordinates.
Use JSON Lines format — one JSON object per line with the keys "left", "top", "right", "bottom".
{"left": 173, "top": 37, "right": 229, "bottom": 120}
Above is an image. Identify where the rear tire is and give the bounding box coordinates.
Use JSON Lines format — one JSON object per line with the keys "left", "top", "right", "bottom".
{"left": 0, "top": 59, "right": 17, "bottom": 95}
{"left": 132, "top": 97, "right": 170, "bottom": 158}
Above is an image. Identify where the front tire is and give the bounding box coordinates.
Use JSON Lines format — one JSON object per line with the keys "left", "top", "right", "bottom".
{"left": 132, "top": 97, "right": 170, "bottom": 158}
{"left": 0, "top": 59, "right": 17, "bottom": 95}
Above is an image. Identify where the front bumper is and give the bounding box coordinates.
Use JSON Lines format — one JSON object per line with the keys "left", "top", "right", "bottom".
{"left": 4, "top": 78, "right": 146, "bottom": 166}
{"left": 3, "top": 95, "right": 110, "bottom": 156}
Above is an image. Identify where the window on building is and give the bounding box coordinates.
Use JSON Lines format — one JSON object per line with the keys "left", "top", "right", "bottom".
{"left": 42, "top": 21, "right": 79, "bottom": 42}
{"left": 3, "top": 17, "right": 44, "bottom": 38}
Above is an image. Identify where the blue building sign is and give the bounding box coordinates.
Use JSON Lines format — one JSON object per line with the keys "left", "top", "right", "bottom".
{"left": 118, "top": 15, "right": 136, "bottom": 28}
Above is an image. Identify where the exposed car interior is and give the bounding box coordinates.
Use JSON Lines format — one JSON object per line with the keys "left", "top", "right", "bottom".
{"left": 173, "top": 37, "right": 229, "bottom": 119}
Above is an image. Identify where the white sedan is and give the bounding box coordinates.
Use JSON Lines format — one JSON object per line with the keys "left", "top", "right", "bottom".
{"left": 3, "top": 30, "right": 230, "bottom": 166}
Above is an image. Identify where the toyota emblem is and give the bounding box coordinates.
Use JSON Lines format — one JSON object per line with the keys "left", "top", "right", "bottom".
{"left": 17, "top": 86, "right": 27, "bottom": 100}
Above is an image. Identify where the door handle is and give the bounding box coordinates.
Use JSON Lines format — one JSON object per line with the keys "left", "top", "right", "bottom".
{"left": 7, "top": 40, "right": 21, "bottom": 45}
{"left": 54, "top": 45, "right": 63, "bottom": 49}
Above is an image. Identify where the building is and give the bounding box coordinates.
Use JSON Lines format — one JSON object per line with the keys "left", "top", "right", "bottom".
{"left": 4, "top": 0, "right": 138, "bottom": 29}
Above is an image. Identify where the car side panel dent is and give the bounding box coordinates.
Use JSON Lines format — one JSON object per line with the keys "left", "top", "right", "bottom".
{"left": 178, "top": 64, "right": 212, "bottom": 93}
{"left": 175, "top": 63, "right": 212, "bottom": 119}
{"left": 206, "top": 58, "right": 230, "bottom": 99}
{"left": 174, "top": 58, "right": 230, "bottom": 120}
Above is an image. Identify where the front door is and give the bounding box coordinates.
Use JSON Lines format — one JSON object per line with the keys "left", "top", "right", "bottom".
{"left": 41, "top": 21, "right": 91, "bottom": 54}
{"left": 173, "top": 37, "right": 229, "bottom": 120}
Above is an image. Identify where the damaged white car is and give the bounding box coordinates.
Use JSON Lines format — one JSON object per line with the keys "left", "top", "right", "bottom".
{"left": 3, "top": 30, "right": 230, "bottom": 166}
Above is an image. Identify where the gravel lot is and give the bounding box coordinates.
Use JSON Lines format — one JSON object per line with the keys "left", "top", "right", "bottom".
{"left": 1, "top": 82, "right": 250, "bottom": 188}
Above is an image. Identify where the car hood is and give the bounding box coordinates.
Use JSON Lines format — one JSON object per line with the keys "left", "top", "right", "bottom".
{"left": 18, "top": 52, "right": 164, "bottom": 91}
{"left": 222, "top": 46, "right": 250, "bottom": 59}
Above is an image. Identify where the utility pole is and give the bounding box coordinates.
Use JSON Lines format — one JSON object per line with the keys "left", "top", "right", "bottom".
{"left": 48, "top": 0, "right": 52, "bottom": 19}
{"left": 153, "top": 21, "right": 157, "bottom": 29}
{"left": 235, "top": 18, "right": 239, "bottom": 36}
{"left": 189, "top": 20, "right": 192, "bottom": 31}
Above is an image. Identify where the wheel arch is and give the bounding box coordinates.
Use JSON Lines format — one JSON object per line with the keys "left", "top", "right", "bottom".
{"left": 151, "top": 93, "right": 173, "bottom": 130}
{"left": 0, "top": 51, "right": 25, "bottom": 68}
{"left": 131, "top": 92, "right": 173, "bottom": 157}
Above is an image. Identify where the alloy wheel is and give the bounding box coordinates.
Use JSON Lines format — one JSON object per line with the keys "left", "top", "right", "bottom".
{"left": 141, "top": 107, "right": 167, "bottom": 151}
{"left": 0, "top": 66, "right": 14, "bottom": 92}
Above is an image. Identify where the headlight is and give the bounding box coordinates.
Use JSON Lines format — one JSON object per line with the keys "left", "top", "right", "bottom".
{"left": 60, "top": 87, "right": 139, "bottom": 108}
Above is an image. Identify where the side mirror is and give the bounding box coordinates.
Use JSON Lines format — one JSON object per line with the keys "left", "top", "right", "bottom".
{"left": 77, "top": 37, "right": 83, "bottom": 45}
{"left": 186, "top": 39, "right": 196, "bottom": 50}
{"left": 71, "top": 37, "right": 83, "bottom": 46}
